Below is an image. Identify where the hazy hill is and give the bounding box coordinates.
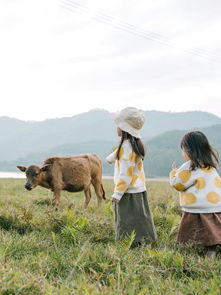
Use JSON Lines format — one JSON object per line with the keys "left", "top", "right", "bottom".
{"left": 0, "top": 110, "right": 114, "bottom": 161}
{"left": 1, "top": 123, "right": 221, "bottom": 177}
{"left": 6, "top": 140, "right": 116, "bottom": 176}
{"left": 0, "top": 109, "right": 221, "bottom": 162}
{"left": 143, "top": 110, "right": 221, "bottom": 137}
{"left": 146, "top": 124, "right": 221, "bottom": 177}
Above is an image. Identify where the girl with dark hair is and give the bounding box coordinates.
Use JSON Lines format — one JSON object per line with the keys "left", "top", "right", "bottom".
{"left": 106, "top": 107, "right": 156, "bottom": 245}
{"left": 170, "top": 130, "right": 221, "bottom": 257}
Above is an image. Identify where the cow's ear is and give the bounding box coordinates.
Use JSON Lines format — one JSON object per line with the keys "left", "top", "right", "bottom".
{"left": 40, "top": 164, "right": 51, "bottom": 172}
{"left": 17, "top": 165, "right": 27, "bottom": 172}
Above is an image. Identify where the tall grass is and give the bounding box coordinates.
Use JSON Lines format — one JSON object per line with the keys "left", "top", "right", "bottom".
{"left": 0, "top": 179, "right": 221, "bottom": 294}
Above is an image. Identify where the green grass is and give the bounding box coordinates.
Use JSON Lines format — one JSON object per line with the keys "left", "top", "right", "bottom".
{"left": 0, "top": 179, "right": 221, "bottom": 295}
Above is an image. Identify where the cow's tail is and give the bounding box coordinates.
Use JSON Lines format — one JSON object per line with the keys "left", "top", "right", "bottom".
{"left": 101, "top": 183, "right": 106, "bottom": 200}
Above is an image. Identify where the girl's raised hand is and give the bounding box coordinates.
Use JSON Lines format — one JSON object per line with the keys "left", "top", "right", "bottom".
{"left": 172, "top": 162, "right": 178, "bottom": 170}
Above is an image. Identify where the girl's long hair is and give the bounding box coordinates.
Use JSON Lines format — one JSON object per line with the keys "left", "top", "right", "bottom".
{"left": 116, "top": 130, "right": 145, "bottom": 160}
{"left": 181, "top": 131, "right": 219, "bottom": 170}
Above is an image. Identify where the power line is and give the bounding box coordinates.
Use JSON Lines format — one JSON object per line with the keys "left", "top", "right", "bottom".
{"left": 60, "top": 0, "right": 221, "bottom": 63}
{"left": 61, "top": 0, "right": 172, "bottom": 47}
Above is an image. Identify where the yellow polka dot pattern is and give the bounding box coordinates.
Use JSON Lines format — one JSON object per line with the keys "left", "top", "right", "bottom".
{"left": 173, "top": 183, "right": 186, "bottom": 191}
{"left": 202, "top": 167, "right": 213, "bottom": 174}
{"left": 214, "top": 177, "right": 221, "bottom": 188}
{"left": 195, "top": 177, "right": 206, "bottom": 190}
{"left": 127, "top": 166, "right": 139, "bottom": 186}
{"left": 127, "top": 166, "right": 134, "bottom": 178}
{"left": 112, "top": 143, "right": 147, "bottom": 196}
{"left": 206, "top": 192, "right": 220, "bottom": 204}
{"left": 137, "top": 161, "right": 143, "bottom": 171}
{"left": 178, "top": 170, "right": 191, "bottom": 184}
{"left": 130, "top": 175, "right": 139, "bottom": 186}
{"left": 116, "top": 179, "right": 127, "bottom": 191}
{"left": 169, "top": 160, "right": 221, "bottom": 211}
{"left": 169, "top": 170, "right": 177, "bottom": 179}
{"left": 180, "top": 193, "right": 197, "bottom": 205}
{"left": 139, "top": 172, "right": 145, "bottom": 182}
{"left": 129, "top": 152, "right": 137, "bottom": 163}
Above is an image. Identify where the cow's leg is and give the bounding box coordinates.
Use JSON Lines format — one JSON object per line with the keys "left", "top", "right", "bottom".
{"left": 51, "top": 163, "right": 63, "bottom": 207}
{"left": 52, "top": 188, "right": 61, "bottom": 207}
{"left": 91, "top": 178, "right": 104, "bottom": 208}
{"left": 84, "top": 188, "right": 91, "bottom": 209}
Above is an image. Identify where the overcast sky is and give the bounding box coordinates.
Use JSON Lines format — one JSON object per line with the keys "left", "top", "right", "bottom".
{"left": 0, "top": 0, "right": 221, "bottom": 121}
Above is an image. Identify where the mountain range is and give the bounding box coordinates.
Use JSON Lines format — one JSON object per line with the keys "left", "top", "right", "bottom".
{"left": 0, "top": 109, "right": 221, "bottom": 176}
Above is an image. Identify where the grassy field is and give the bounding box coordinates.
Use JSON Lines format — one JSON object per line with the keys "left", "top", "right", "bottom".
{"left": 0, "top": 179, "right": 221, "bottom": 295}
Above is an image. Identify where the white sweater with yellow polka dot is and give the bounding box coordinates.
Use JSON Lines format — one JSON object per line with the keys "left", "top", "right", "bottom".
{"left": 106, "top": 140, "right": 146, "bottom": 201}
{"left": 170, "top": 161, "right": 221, "bottom": 213}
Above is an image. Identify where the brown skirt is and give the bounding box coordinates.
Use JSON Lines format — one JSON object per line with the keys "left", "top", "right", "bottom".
{"left": 177, "top": 212, "right": 221, "bottom": 246}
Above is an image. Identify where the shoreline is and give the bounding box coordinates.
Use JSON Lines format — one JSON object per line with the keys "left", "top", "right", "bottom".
{"left": 0, "top": 172, "right": 168, "bottom": 181}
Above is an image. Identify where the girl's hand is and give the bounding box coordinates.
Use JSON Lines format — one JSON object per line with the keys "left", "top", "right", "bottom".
{"left": 112, "top": 198, "right": 120, "bottom": 203}
{"left": 172, "top": 162, "right": 178, "bottom": 170}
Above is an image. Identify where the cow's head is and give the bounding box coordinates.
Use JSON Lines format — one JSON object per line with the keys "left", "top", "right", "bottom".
{"left": 17, "top": 164, "right": 51, "bottom": 190}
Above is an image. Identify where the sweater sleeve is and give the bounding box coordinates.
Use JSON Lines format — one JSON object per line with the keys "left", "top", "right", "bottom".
{"left": 106, "top": 150, "right": 117, "bottom": 164}
{"left": 169, "top": 161, "right": 195, "bottom": 191}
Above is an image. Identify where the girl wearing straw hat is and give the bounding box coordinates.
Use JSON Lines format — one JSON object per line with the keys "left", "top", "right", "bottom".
{"left": 106, "top": 107, "right": 157, "bottom": 245}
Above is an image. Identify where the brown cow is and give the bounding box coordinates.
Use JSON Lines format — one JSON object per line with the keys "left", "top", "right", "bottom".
{"left": 17, "top": 154, "right": 105, "bottom": 208}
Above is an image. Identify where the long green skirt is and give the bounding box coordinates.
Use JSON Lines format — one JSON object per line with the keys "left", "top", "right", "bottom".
{"left": 114, "top": 191, "right": 157, "bottom": 242}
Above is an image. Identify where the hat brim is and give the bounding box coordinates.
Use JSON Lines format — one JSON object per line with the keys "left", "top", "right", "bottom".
{"left": 114, "top": 117, "right": 141, "bottom": 138}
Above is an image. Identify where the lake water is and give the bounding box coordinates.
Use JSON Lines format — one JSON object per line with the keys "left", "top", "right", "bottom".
{"left": 0, "top": 172, "right": 26, "bottom": 178}
{"left": 0, "top": 172, "right": 113, "bottom": 179}
{"left": 0, "top": 172, "right": 168, "bottom": 181}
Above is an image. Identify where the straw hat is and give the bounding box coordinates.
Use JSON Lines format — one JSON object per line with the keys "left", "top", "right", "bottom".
{"left": 114, "top": 107, "right": 145, "bottom": 138}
